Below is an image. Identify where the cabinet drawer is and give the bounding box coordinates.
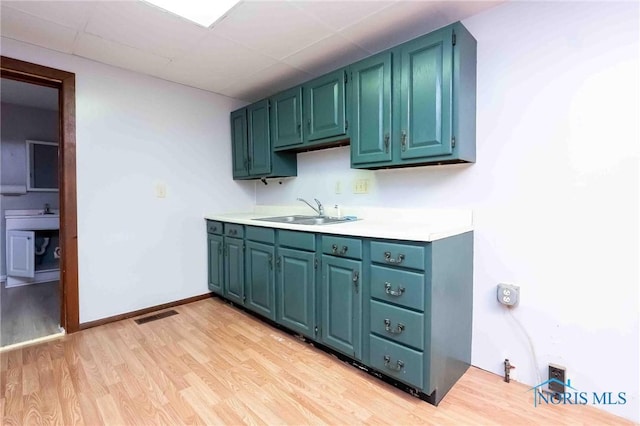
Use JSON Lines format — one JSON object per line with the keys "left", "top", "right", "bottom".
{"left": 321, "top": 236, "right": 362, "bottom": 260}
{"left": 224, "top": 223, "right": 244, "bottom": 238}
{"left": 371, "top": 241, "right": 426, "bottom": 270}
{"left": 370, "top": 300, "right": 424, "bottom": 351}
{"left": 206, "top": 220, "right": 223, "bottom": 235}
{"left": 246, "top": 226, "right": 275, "bottom": 244}
{"left": 279, "top": 230, "right": 315, "bottom": 251}
{"left": 370, "top": 265, "right": 425, "bottom": 312}
{"left": 370, "top": 334, "right": 424, "bottom": 389}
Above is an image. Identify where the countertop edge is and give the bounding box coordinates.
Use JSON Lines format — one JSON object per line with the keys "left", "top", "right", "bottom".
{"left": 205, "top": 213, "right": 473, "bottom": 242}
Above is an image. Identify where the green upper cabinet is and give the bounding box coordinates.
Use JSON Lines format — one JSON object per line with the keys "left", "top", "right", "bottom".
{"left": 247, "top": 100, "right": 272, "bottom": 176}
{"left": 271, "top": 87, "right": 303, "bottom": 149}
{"left": 351, "top": 22, "right": 476, "bottom": 169}
{"left": 303, "top": 69, "right": 347, "bottom": 144}
{"left": 230, "top": 109, "right": 249, "bottom": 179}
{"left": 399, "top": 29, "right": 453, "bottom": 160}
{"left": 230, "top": 101, "right": 297, "bottom": 181}
{"left": 350, "top": 52, "right": 393, "bottom": 165}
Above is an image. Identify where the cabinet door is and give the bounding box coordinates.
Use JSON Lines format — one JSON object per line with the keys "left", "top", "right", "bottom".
{"left": 7, "top": 230, "right": 35, "bottom": 278}
{"left": 224, "top": 237, "right": 245, "bottom": 305}
{"left": 271, "top": 87, "right": 303, "bottom": 149}
{"left": 247, "top": 100, "right": 271, "bottom": 176}
{"left": 207, "top": 234, "right": 224, "bottom": 295}
{"left": 399, "top": 28, "right": 453, "bottom": 160}
{"left": 277, "top": 247, "right": 316, "bottom": 338}
{"left": 245, "top": 241, "right": 276, "bottom": 320}
{"left": 304, "top": 69, "right": 346, "bottom": 142}
{"left": 351, "top": 52, "right": 393, "bottom": 165}
{"left": 321, "top": 255, "right": 362, "bottom": 359}
{"left": 230, "top": 109, "right": 249, "bottom": 178}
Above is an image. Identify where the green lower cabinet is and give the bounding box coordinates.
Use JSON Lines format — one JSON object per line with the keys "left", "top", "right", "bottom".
{"left": 321, "top": 255, "right": 362, "bottom": 360}
{"left": 245, "top": 241, "right": 276, "bottom": 321}
{"left": 224, "top": 236, "right": 244, "bottom": 305}
{"left": 276, "top": 247, "right": 316, "bottom": 338}
{"left": 207, "top": 234, "right": 224, "bottom": 295}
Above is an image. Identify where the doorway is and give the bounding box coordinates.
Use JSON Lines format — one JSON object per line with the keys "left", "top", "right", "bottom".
{"left": 0, "top": 56, "right": 78, "bottom": 342}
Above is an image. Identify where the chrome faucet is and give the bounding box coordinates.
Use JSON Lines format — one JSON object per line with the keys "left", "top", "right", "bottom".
{"left": 297, "top": 198, "right": 324, "bottom": 217}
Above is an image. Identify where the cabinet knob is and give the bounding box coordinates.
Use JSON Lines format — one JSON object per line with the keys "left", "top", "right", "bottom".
{"left": 400, "top": 130, "right": 407, "bottom": 152}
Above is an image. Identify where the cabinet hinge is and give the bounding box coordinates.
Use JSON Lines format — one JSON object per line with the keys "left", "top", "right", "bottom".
{"left": 344, "top": 71, "right": 348, "bottom": 84}
{"left": 452, "top": 136, "right": 456, "bottom": 149}
{"left": 452, "top": 32, "right": 457, "bottom": 46}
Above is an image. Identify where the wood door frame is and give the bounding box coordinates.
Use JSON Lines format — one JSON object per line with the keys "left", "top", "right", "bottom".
{"left": 1, "top": 56, "right": 79, "bottom": 333}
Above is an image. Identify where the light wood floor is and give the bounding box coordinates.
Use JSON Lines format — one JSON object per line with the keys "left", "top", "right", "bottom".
{"left": 1, "top": 297, "right": 635, "bottom": 425}
{"left": 1, "top": 282, "right": 60, "bottom": 347}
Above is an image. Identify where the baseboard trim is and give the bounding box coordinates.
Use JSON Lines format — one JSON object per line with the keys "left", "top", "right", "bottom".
{"left": 79, "top": 292, "right": 213, "bottom": 330}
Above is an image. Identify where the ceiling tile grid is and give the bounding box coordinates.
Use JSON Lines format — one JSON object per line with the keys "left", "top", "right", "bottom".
{"left": 1, "top": 0, "right": 504, "bottom": 102}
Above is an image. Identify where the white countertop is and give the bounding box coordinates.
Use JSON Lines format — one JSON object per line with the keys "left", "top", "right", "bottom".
{"left": 205, "top": 205, "right": 473, "bottom": 242}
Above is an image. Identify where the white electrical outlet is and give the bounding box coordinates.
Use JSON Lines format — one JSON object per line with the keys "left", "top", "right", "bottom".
{"left": 497, "top": 283, "right": 520, "bottom": 306}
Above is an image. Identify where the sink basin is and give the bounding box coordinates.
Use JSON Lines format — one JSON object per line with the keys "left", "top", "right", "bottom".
{"left": 256, "top": 215, "right": 355, "bottom": 226}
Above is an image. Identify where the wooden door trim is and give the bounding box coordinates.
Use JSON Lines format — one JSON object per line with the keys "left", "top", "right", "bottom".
{"left": 1, "top": 56, "right": 79, "bottom": 333}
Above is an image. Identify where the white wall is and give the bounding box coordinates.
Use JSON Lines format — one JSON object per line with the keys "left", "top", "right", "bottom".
{"left": 0, "top": 38, "right": 255, "bottom": 323}
{"left": 257, "top": 1, "right": 639, "bottom": 422}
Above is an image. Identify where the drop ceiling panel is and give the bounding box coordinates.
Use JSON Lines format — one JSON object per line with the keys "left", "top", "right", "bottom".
{"left": 74, "top": 33, "right": 171, "bottom": 77}
{"left": 437, "top": 0, "right": 505, "bottom": 22}
{"left": 290, "top": 0, "right": 394, "bottom": 32}
{"left": 2, "top": 1, "right": 95, "bottom": 31}
{"left": 85, "top": 1, "right": 208, "bottom": 59}
{"left": 173, "top": 33, "right": 277, "bottom": 77}
{"left": 283, "top": 34, "right": 369, "bottom": 76}
{"left": 0, "top": 6, "right": 78, "bottom": 54}
{"left": 213, "top": 1, "right": 334, "bottom": 60}
{"left": 219, "top": 62, "right": 312, "bottom": 102}
{"left": 156, "top": 62, "right": 233, "bottom": 94}
{"left": 339, "top": 1, "right": 452, "bottom": 53}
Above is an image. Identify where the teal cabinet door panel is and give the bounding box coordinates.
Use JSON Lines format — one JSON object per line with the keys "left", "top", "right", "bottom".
{"left": 399, "top": 29, "right": 453, "bottom": 160}
{"left": 271, "top": 87, "right": 303, "bottom": 148}
{"left": 322, "top": 255, "right": 362, "bottom": 359}
{"left": 207, "top": 234, "right": 224, "bottom": 295}
{"left": 247, "top": 100, "right": 272, "bottom": 176}
{"left": 304, "top": 70, "right": 346, "bottom": 142}
{"left": 351, "top": 52, "right": 393, "bottom": 165}
{"left": 224, "top": 236, "right": 244, "bottom": 305}
{"left": 230, "top": 109, "right": 249, "bottom": 178}
{"left": 245, "top": 241, "right": 276, "bottom": 320}
{"left": 277, "top": 247, "right": 316, "bottom": 338}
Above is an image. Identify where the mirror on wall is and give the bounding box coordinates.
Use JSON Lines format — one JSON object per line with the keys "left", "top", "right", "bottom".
{"left": 26, "top": 140, "right": 58, "bottom": 192}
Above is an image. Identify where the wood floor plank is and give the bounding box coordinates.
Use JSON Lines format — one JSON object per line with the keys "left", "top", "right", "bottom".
{"left": 0, "top": 298, "right": 635, "bottom": 426}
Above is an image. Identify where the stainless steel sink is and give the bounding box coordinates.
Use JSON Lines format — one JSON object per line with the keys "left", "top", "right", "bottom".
{"left": 255, "top": 215, "right": 354, "bottom": 226}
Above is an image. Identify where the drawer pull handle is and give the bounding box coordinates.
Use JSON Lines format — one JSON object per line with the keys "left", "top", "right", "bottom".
{"left": 332, "top": 244, "right": 349, "bottom": 255}
{"left": 383, "top": 355, "right": 404, "bottom": 372}
{"left": 384, "top": 319, "right": 405, "bottom": 334}
{"left": 383, "top": 252, "right": 405, "bottom": 264}
{"left": 229, "top": 229, "right": 237, "bottom": 236}
{"left": 352, "top": 271, "right": 359, "bottom": 293}
{"left": 384, "top": 282, "right": 405, "bottom": 297}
